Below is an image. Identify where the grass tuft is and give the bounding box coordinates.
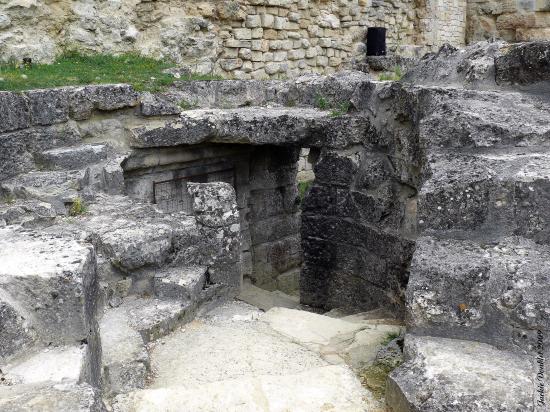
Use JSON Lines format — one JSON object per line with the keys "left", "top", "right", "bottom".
{"left": 0, "top": 52, "right": 221, "bottom": 92}
{"left": 330, "top": 101, "right": 351, "bottom": 117}
{"left": 69, "top": 197, "right": 87, "bottom": 216}
{"left": 378, "top": 65, "right": 404, "bottom": 82}
{"left": 298, "top": 180, "right": 313, "bottom": 203}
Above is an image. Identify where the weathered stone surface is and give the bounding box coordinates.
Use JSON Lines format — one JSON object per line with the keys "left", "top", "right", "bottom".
{"left": 0, "top": 293, "right": 36, "bottom": 361}
{"left": 95, "top": 221, "right": 173, "bottom": 271}
{"left": 68, "top": 84, "right": 139, "bottom": 121}
{"left": 418, "top": 149, "right": 550, "bottom": 242}
{"left": 25, "top": 89, "right": 70, "bottom": 126}
{"left": 387, "top": 335, "right": 536, "bottom": 412}
{"left": 37, "top": 144, "right": 111, "bottom": 170}
{"left": 496, "top": 41, "right": 550, "bottom": 86}
{"left": 401, "top": 42, "right": 504, "bottom": 88}
{"left": 0, "top": 92, "right": 30, "bottom": 133}
{"left": 100, "top": 306, "right": 149, "bottom": 395}
{"left": 406, "top": 236, "right": 550, "bottom": 351}
{"left": 153, "top": 265, "right": 207, "bottom": 301}
{"left": 0, "top": 227, "right": 98, "bottom": 357}
{"left": 114, "top": 365, "right": 370, "bottom": 412}
{"left": 116, "top": 297, "right": 195, "bottom": 344}
{"left": 0, "top": 382, "right": 104, "bottom": 412}
{"left": 2, "top": 345, "right": 87, "bottom": 385}
{"left": 130, "top": 107, "right": 369, "bottom": 149}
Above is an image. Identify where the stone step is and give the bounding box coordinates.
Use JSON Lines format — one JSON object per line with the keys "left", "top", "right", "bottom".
{"left": 406, "top": 235, "right": 549, "bottom": 351}
{"left": 419, "top": 148, "right": 550, "bottom": 243}
{"left": 130, "top": 106, "right": 368, "bottom": 149}
{"left": 1, "top": 345, "right": 87, "bottom": 386}
{"left": 36, "top": 144, "right": 111, "bottom": 170}
{"left": 418, "top": 88, "right": 550, "bottom": 149}
{"left": 0, "top": 169, "right": 83, "bottom": 205}
{"left": 153, "top": 265, "right": 208, "bottom": 302}
{"left": 386, "top": 335, "right": 541, "bottom": 412}
{"left": 0, "top": 382, "right": 103, "bottom": 412}
{"left": 99, "top": 304, "right": 149, "bottom": 396}
{"left": 113, "top": 297, "right": 195, "bottom": 344}
{"left": 112, "top": 365, "right": 371, "bottom": 412}
{"left": 0, "top": 226, "right": 99, "bottom": 363}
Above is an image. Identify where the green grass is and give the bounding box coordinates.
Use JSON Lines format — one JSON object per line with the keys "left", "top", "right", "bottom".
{"left": 298, "top": 180, "right": 313, "bottom": 203}
{"left": 178, "top": 99, "right": 197, "bottom": 110}
{"left": 378, "top": 66, "right": 404, "bottom": 82}
{"left": 69, "top": 197, "right": 87, "bottom": 217}
{"left": 359, "top": 361, "right": 401, "bottom": 400}
{"left": 315, "top": 94, "right": 329, "bottom": 110}
{"left": 330, "top": 101, "right": 351, "bottom": 117}
{"left": 0, "top": 52, "right": 221, "bottom": 92}
{"left": 381, "top": 332, "right": 401, "bottom": 346}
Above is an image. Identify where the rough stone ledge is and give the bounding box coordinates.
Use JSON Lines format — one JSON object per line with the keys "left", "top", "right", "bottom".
{"left": 130, "top": 107, "right": 369, "bottom": 149}
{"left": 0, "top": 84, "right": 139, "bottom": 133}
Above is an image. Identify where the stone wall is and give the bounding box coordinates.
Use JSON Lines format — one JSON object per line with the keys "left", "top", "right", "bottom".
{"left": 467, "top": 0, "right": 550, "bottom": 42}
{"left": 0, "top": 0, "right": 471, "bottom": 80}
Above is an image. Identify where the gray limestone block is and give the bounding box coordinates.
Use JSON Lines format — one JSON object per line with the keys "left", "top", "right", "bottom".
{"left": 24, "top": 88, "right": 70, "bottom": 126}
{"left": 400, "top": 41, "right": 504, "bottom": 88}
{"left": 0, "top": 132, "right": 33, "bottom": 181}
{"left": 117, "top": 297, "right": 195, "bottom": 344}
{"left": 1, "top": 169, "right": 84, "bottom": 204}
{"left": 0, "top": 296, "right": 37, "bottom": 362}
{"left": 81, "top": 156, "right": 126, "bottom": 196}
{"left": 250, "top": 213, "right": 301, "bottom": 246}
{"left": 95, "top": 221, "right": 173, "bottom": 271}
{"left": 418, "top": 150, "right": 550, "bottom": 243}
{"left": 129, "top": 106, "right": 367, "bottom": 149}
{"left": 416, "top": 88, "right": 550, "bottom": 150}
{"left": 100, "top": 307, "right": 149, "bottom": 395}
{"left": 187, "top": 182, "right": 240, "bottom": 228}
{"left": 37, "top": 144, "right": 110, "bottom": 170}
{"left": 68, "top": 84, "right": 139, "bottom": 120}
{"left": 406, "top": 235, "right": 550, "bottom": 351}
{"left": 0, "top": 91, "right": 30, "bottom": 133}
{"left": 153, "top": 265, "right": 208, "bottom": 301}
{"left": 0, "top": 121, "right": 82, "bottom": 180}
{"left": 495, "top": 41, "right": 550, "bottom": 86}
{"left": 0, "top": 227, "right": 99, "bottom": 355}
{"left": 386, "top": 335, "right": 535, "bottom": 412}
{"left": 0, "top": 382, "right": 105, "bottom": 412}
{"left": 139, "top": 92, "right": 182, "bottom": 116}
{"left": 276, "top": 70, "right": 372, "bottom": 108}
{"left": 248, "top": 184, "right": 299, "bottom": 221}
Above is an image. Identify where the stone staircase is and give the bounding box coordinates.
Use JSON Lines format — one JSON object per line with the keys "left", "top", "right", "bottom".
{"left": 384, "top": 84, "right": 550, "bottom": 410}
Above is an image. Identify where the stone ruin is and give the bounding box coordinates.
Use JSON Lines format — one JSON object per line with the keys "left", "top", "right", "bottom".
{"left": 0, "top": 40, "right": 549, "bottom": 411}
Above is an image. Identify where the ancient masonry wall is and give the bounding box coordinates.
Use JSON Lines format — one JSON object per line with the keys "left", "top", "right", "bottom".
{"left": 0, "top": 0, "right": 467, "bottom": 80}
{"left": 467, "top": 0, "right": 550, "bottom": 42}
{"left": 124, "top": 143, "right": 303, "bottom": 296}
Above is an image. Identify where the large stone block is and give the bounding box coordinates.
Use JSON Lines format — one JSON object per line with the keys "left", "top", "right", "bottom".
{"left": 495, "top": 41, "right": 550, "bottom": 85}
{"left": 406, "top": 236, "right": 550, "bottom": 351}
{"left": 0, "top": 228, "right": 98, "bottom": 356}
{"left": 0, "top": 92, "right": 30, "bottom": 133}
{"left": 387, "top": 335, "right": 536, "bottom": 412}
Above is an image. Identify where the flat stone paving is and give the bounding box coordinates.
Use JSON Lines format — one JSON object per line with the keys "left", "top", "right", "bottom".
{"left": 113, "top": 300, "right": 398, "bottom": 411}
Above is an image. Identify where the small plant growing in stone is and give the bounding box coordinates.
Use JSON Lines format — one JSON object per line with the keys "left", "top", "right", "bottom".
{"left": 178, "top": 99, "right": 196, "bottom": 110}
{"left": 69, "top": 197, "right": 87, "bottom": 216}
{"left": 378, "top": 66, "right": 404, "bottom": 82}
{"left": 330, "top": 101, "right": 351, "bottom": 117}
{"left": 1, "top": 193, "right": 16, "bottom": 204}
{"left": 315, "top": 94, "right": 329, "bottom": 110}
